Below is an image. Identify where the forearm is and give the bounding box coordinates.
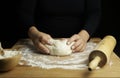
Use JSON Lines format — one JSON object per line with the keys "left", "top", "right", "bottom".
{"left": 84, "top": 12, "right": 101, "bottom": 36}
{"left": 84, "top": 0, "right": 101, "bottom": 36}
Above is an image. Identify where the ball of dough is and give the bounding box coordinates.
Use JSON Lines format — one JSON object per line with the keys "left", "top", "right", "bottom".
{"left": 45, "top": 39, "right": 74, "bottom": 56}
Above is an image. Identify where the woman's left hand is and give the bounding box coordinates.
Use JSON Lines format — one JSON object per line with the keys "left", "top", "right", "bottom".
{"left": 67, "top": 30, "right": 90, "bottom": 52}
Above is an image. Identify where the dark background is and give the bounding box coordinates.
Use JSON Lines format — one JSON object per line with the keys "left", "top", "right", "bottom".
{"left": 0, "top": 0, "right": 120, "bottom": 57}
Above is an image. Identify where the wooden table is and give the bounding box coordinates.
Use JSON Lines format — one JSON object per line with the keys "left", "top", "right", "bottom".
{"left": 0, "top": 38, "right": 120, "bottom": 78}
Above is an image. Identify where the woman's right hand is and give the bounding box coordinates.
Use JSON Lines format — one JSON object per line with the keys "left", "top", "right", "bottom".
{"left": 28, "top": 26, "right": 53, "bottom": 54}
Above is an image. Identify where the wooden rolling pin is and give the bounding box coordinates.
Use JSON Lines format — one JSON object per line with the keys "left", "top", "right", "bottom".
{"left": 88, "top": 35, "right": 117, "bottom": 71}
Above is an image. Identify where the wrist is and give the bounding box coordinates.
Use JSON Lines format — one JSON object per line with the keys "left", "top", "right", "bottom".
{"left": 78, "top": 30, "right": 90, "bottom": 42}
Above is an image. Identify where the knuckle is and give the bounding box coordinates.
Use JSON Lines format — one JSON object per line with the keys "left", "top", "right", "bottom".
{"left": 74, "top": 34, "right": 79, "bottom": 37}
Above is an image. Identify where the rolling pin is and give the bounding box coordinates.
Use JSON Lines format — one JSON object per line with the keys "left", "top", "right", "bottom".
{"left": 88, "top": 35, "right": 117, "bottom": 71}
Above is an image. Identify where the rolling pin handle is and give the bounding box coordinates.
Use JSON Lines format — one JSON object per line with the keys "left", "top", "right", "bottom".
{"left": 88, "top": 56, "right": 101, "bottom": 71}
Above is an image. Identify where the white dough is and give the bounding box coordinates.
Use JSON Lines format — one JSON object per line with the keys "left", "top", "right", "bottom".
{"left": 45, "top": 39, "right": 74, "bottom": 56}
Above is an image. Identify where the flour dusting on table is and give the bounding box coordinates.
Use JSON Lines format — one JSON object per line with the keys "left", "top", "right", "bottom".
{"left": 17, "top": 40, "right": 97, "bottom": 70}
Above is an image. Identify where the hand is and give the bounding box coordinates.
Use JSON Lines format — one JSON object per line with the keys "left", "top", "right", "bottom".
{"left": 28, "top": 26, "right": 53, "bottom": 54}
{"left": 67, "top": 30, "right": 90, "bottom": 52}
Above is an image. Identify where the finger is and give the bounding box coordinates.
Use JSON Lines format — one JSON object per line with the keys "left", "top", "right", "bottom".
{"left": 80, "top": 43, "right": 87, "bottom": 52}
{"left": 72, "top": 39, "right": 83, "bottom": 49}
{"left": 71, "top": 41, "right": 81, "bottom": 50}
{"left": 67, "top": 34, "right": 80, "bottom": 45}
{"left": 72, "top": 38, "right": 86, "bottom": 52}
{"left": 34, "top": 40, "right": 50, "bottom": 54}
{"left": 73, "top": 43, "right": 84, "bottom": 52}
{"left": 39, "top": 35, "right": 53, "bottom": 45}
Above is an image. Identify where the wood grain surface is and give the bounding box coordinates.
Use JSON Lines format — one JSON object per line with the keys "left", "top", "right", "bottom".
{"left": 0, "top": 38, "right": 120, "bottom": 78}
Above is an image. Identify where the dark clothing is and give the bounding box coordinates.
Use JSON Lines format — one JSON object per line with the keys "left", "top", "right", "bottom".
{"left": 17, "top": 0, "right": 101, "bottom": 38}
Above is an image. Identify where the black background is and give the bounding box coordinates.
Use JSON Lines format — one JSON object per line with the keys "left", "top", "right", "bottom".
{"left": 0, "top": 0, "right": 120, "bottom": 57}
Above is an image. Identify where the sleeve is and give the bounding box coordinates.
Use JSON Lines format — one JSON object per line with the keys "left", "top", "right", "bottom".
{"left": 83, "top": 0, "right": 101, "bottom": 36}
{"left": 16, "top": 0, "right": 37, "bottom": 37}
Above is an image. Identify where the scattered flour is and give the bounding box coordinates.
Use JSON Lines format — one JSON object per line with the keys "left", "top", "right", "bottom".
{"left": 17, "top": 40, "right": 97, "bottom": 70}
